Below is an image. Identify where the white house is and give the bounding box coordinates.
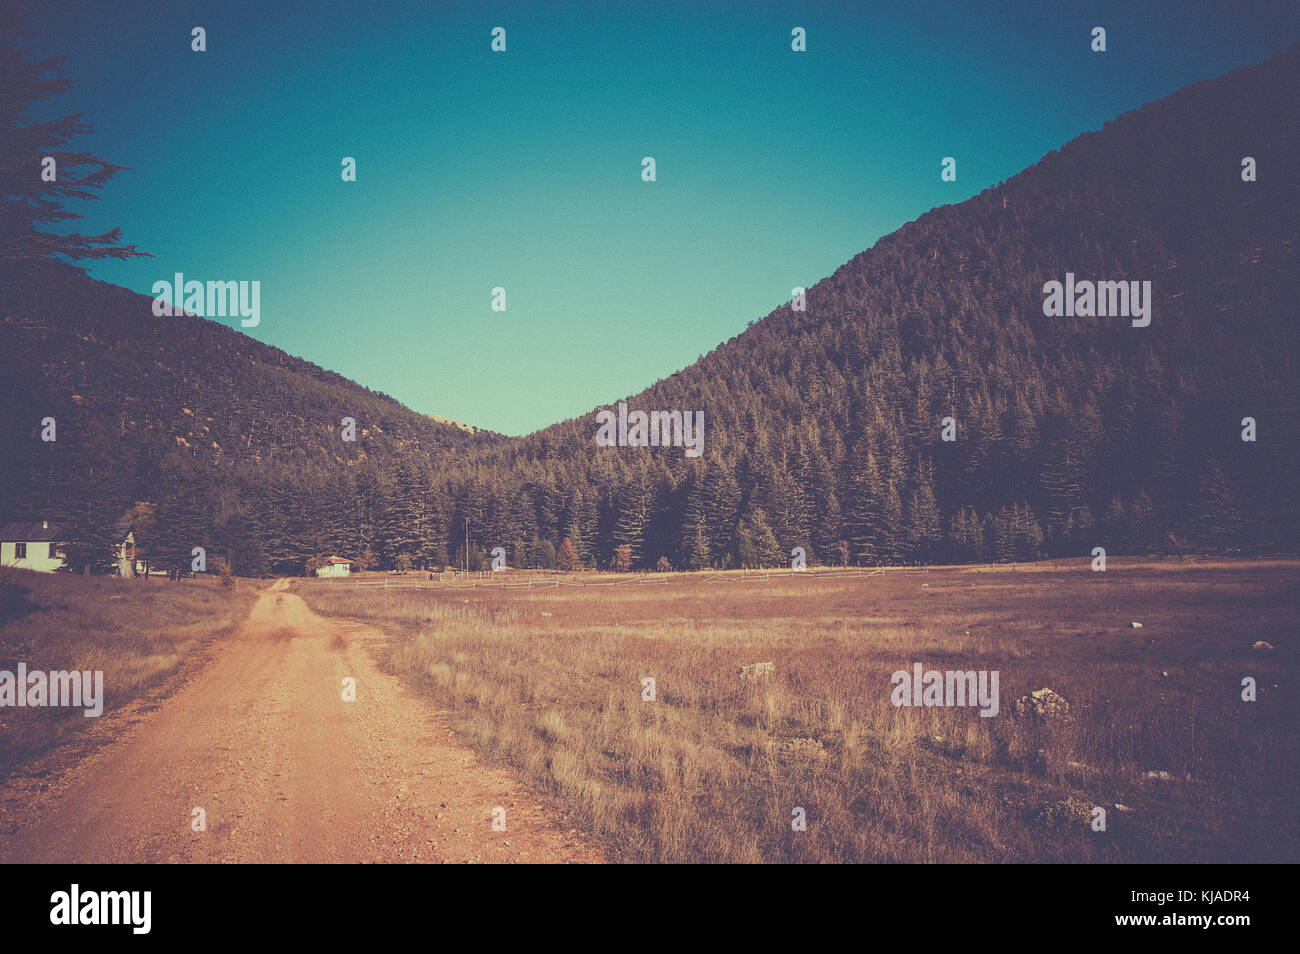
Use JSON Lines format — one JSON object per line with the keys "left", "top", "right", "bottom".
{"left": 0, "top": 520, "right": 144, "bottom": 575}
{"left": 315, "top": 556, "right": 352, "bottom": 577}
{"left": 0, "top": 521, "right": 66, "bottom": 573}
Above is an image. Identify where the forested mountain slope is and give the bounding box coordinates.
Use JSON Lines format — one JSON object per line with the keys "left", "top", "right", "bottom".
{"left": 431, "top": 43, "right": 1300, "bottom": 571}
{"left": 0, "top": 269, "right": 499, "bottom": 574}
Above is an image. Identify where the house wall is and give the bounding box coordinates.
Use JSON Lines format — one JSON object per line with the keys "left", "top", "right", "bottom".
{"left": 1, "top": 541, "right": 66, "bottom": 573}
{"left": 116, "top": 532, "right": 136, "bottom": 578}
{"left": 316, "top": 563, "right": 351, "bottom": 577}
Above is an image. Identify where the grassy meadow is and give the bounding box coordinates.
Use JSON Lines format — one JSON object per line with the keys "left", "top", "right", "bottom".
{"left": 0, "top": 568, "right": 257, "bottom": 779}
{"left": 298, "top": 559, "right": 1299, "bottom": 863}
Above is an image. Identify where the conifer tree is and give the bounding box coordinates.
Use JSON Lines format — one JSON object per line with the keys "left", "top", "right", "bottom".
{"left": 736, "top": 504, "right": 782, "bottom": 568}
{"left": 906, "top": 479, "right": 943, "bottom": 563}
{"left": 845, "top": 438, "right": 885, "bottom": 564}
{"left": 1195, "top": 460, "right": 1243, "bottom": 549}
{"left": 0, "top": 6, "right": 149, "bottom": 287}
{"left": 557, "top": 537, "right": 579, "bottom": 571}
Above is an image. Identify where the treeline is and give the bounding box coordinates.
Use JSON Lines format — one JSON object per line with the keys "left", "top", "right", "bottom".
{"left": 3, "top": 402, "right": 1279, "bottom": 577}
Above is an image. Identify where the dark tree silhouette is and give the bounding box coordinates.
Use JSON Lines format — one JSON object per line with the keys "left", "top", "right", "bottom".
{"left": 0, "top": 5, "right": 148, "bottom": 289}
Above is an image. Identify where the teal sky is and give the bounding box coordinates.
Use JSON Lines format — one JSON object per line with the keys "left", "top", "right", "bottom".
{"left": 26, "top": 0, "right": 1300, "bottom": 435}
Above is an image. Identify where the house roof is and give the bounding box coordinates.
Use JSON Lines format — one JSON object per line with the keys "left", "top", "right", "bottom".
{"left": 1, "top": 521, "right": 131, "bottom": 543}
{"left": 322, "top": 556, "right": 351, "bottom": 564}
{"left": 0, "top": 521, "right": 63, "bottom": 542}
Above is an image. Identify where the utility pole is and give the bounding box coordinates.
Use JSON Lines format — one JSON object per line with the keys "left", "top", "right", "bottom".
{"left": 464, "top": 517, "right": 469, "bottom": 575}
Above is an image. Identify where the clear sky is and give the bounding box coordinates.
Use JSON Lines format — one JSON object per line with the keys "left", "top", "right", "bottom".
{"left": 24, "top": 0, "right": 1300, "bottom": 435}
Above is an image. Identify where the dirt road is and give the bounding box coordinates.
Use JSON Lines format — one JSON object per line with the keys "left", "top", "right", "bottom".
{"left": 0, "top": 580, "right": 602, "bottom": 863}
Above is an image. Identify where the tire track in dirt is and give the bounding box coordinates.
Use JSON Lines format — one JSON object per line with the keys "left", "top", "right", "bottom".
{"left": 0, "top": 580, "right": 603, "bottom": 864}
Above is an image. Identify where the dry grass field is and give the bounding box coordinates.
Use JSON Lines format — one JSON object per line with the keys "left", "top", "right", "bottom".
{"left": 0, "top": 569, "right": 257, "bottom": 780}
{"left": 299, "top": 559, "right": 1299, "bottom": 863}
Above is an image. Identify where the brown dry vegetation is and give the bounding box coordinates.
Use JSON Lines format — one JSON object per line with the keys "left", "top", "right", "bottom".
{"left": 0, "top": 569, "right": 257, "bottom": 779}
{"left": 299, "top": 559, "right": 1299, "bottom": 863}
